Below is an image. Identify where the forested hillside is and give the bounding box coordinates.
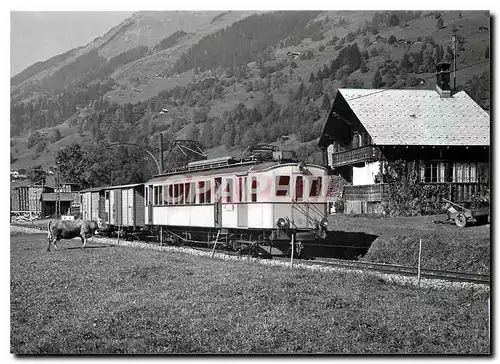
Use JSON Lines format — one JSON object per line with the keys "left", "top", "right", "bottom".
{"left": 10, "top": 10, "right": 490, "bottom": 189}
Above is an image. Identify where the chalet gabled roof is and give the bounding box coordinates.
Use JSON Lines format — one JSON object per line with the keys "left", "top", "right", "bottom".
{"left": 333, "top": 88, "right": 490, "bottom": 146}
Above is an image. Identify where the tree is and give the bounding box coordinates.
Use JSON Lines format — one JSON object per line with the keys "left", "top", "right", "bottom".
{"left": 360, "top": 58, "right": 368, "bottom": 73}
{"left": 184, "top": 123, "right": 200, "bottom": 141}
{"left": 363, "top": 36, "right": 371, "bottom": 48}
{"left": 321, "top": 93, "right": 331, "bottom": 111}
{"left": 383, "top": 71, "right": 396, "bottom": 87}
{"left": 49, "top": 128, "right": 62, "bottom": 143}
{"left": 27, "top": 165, "right": 46, "bottom": 184}
{"left": 372, "top": 69, "right": 383, "bottom": 88}
{"left": 389, "top": 13, "right": 400, "bottom": 26}
{"left": 436, "top": 17, "right": 444, "bottom": 29}
{"left": 107, "top": 125, "right": 120, "bottom": 142}
{"left": 388, "top": 35, "right": 397, "bottom": 45}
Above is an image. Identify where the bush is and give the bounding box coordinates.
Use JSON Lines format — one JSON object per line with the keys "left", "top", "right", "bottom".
{"left": 381, "top": 160, "right": 448, "bottom": 216}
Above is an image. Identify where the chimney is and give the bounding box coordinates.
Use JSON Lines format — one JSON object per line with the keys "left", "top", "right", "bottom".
{"left": 435, "top": 62, "right": 452, "bottom": 98}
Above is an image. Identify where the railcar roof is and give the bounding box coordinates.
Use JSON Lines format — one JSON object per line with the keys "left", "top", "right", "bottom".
{"left": 103, "top": 183, "right": 144, "bottom": 190}
{"left": 146, "top": 161, "right": 327, "bottom": 184}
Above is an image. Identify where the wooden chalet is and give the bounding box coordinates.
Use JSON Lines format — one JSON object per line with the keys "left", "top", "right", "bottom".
{"left": 319, "top": 63, "right": 490, "bottom": 214}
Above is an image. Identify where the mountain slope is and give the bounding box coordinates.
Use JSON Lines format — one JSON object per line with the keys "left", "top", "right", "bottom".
{"left": 10, "top": 10, "right": 490, "bottom": 186}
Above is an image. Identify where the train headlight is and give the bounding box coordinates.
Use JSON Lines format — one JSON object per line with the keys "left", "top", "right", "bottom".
{"left": 276, "top": 217, "right": 288, "bottom": 229}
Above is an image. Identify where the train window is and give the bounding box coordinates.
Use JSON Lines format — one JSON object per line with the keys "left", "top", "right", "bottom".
{"left": 167, "top": 185, "right": 173, "bottom": 205}
{"left": 295, "top": 176, "right": 303, "bottom": 201}
{"left": 276, "top": 176, "right": 290, "bottom": 196}
{"left": 225, "top": 178, "right": 233, "bottom": 203}
{"left": 172, "top": 184, "right": 178, "bottom": 205}
{"left": 158, "top": 186, "right": 163, "bottom": 205}
{"left": 163, "top": 185, "right": 169, "bottom": 205}
{"left": 309, "top": 177, "right": 322, "bottom": 197}
{"left": 238, "top": 178, "right": 243, "bottom": 202}
{"left": 153, "top": 186, "right": 158, "bottom": 205}
{"left": 179, "top": 184, "right": 184, "bottom": 204}
{"left": 205, "top": 181, "right": 212, "bottom": 204}
{"left": 198, "top": 181, "right": 205, "bottom": 204}
{"left": 184, "top": 182, "right": 193, "bottom": 204}
{"left": 251, "top": 177, "right": 258, "bottom": 202}
{"left": 148, "top": 185, "right": 153, "bottom": 205}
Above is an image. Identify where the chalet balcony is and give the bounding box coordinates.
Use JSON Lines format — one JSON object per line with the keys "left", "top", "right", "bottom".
{"left": 343, "top": 184, "right": 389, "bottom": 202}
{"left": 331, "top": 145, "right": 381, "bottom": 168}
{"left": 343, "top": 182, "right": 484, "bottom": 203}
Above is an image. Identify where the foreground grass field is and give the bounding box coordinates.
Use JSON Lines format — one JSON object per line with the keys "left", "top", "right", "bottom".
{"left": 11, "top": 232, "right": 489, "bottom": 354}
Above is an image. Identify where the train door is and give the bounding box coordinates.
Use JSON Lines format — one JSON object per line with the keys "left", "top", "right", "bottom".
{"left": 147, "top": 185, "right": 153, "bottom": 225}
{"left": 114, "top": 190, "right": 122, "bottom": 226}
{"left": 214, "top": 178, "right": 222, "bottom": 228}
{"left": 127, "top": 188, "right": 135, "bottom": 229}
{"left": 237, "top": 176, "right": 248, "bottom": 227}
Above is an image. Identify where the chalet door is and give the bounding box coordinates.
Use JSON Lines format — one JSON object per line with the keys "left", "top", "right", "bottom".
{"left": 214, "top": 178, "right": 222, "bottom": 228}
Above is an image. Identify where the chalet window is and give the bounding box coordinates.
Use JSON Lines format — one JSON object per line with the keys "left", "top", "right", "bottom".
{"left": 309, "top": 177, "right": 322, "bottom": 197}
{"left": 251, "top": 177, "right": 258, "bottom": 202}
{"left": 420, "top": 162, "right": 478, "bottom": 183}
{"left": 295, "top": 176, "right": 304, "bottom": 201}
{"left": 276, "top": 176, "right": 290, "bottom": 196}
{"left": 453, "top": 163, "right": 477, "bottom": 183}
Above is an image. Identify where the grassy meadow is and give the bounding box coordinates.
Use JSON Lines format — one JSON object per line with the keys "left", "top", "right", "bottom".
{"left": 11, "top": 231, "right": 489, "bottom": 354}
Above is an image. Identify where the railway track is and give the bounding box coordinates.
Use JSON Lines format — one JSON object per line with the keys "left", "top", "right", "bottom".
{"left": 12, "top": 224, "right": 490, "bottom": 285}
{"left": 307, "top": 258, "right": 490, "bottom": 285}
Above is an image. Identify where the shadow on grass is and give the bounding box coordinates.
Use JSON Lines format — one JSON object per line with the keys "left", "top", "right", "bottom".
{"left": 307, "top": 230, "right": 379, "bottom": 260}
{"left": 62, "top": 245, "right": 115, "bottom": 250}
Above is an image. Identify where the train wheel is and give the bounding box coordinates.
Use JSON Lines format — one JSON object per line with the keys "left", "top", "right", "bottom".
{"left": 455, "top": 213, "right": 467, "bottom": 228}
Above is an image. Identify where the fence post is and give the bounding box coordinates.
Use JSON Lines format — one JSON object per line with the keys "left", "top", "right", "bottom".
{"left": 290, "top": 232, "right": 295, "bottom": 267}
{"left": 417, "top": 239, "right": 423, "bottom": 288}
{"left": 211, "top": 230, "right": 220, "bottom": 258}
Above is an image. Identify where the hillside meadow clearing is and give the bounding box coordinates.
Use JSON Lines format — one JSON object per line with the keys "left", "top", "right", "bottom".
{"left": 11, "top": 231, "right": 489, "bottom": 354}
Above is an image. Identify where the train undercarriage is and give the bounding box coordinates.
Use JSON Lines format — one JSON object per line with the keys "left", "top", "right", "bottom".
{"left": 99, "top": 224, "right": 323, "bottom": 259}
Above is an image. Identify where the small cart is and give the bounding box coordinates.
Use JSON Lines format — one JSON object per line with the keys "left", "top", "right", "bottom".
{"left": 443, "top": 198, "right": 490, "bottom": 228}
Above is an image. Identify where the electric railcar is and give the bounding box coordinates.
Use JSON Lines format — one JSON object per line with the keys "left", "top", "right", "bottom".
{"left": 143, "top": 152, "right": 329, "bottom": 256}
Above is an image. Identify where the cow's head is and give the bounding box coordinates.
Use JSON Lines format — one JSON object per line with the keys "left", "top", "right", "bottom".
{"left": 95, "top": 218, "right": 109, "bottom": 233}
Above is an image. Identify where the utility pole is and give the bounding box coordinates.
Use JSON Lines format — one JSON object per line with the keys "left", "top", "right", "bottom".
{"left": 56, "top": 162, "right": 60, "bottom": 217}
{"left": 160, "top": 132, "right": 164, "bottom": 173}
{"left": 451, "top": 30, "right": 458, "bottom": 92}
